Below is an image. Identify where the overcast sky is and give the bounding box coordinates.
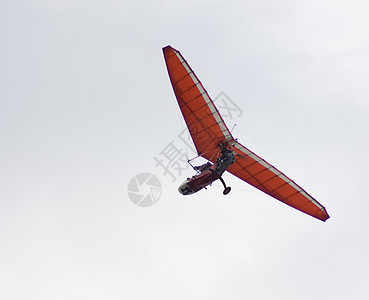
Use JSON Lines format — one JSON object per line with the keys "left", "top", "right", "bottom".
{"left": 1, "top": 0, "right": 369, "bottom": 299}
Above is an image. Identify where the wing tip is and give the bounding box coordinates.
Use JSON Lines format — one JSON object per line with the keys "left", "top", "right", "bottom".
{"left": 162, "top": 45, "right": 179, "bottom": 56}
{"left": 317, "top": 210, "right": 330, "bottom": 222}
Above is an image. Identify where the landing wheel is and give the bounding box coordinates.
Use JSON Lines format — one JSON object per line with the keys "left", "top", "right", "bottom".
{"left": 219, "top": 176, "right": 231, "bottom": 195}
{"left": 223, "top": 186, "right": 231, "bottom": 195}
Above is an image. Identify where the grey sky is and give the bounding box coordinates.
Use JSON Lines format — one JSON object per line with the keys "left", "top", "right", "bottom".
{"left": 1, "top": 0, "right": 369, "bottom": 299}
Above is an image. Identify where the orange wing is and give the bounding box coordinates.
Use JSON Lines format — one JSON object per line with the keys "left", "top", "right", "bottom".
{"left": 163, "top": 45, "right": 233, "bottom": 157}
{"left": 163, "top": 45, "right": 329, "bottom": 222}
{"left": 229, "top": 142, "right": 329, "bottom": 221}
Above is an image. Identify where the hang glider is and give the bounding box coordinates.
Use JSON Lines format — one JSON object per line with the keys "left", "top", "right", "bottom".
{"left": 163, "top": 45, "right": 330, "bottom": 222}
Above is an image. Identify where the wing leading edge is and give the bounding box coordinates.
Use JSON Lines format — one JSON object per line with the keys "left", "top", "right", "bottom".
{"left": 163, "top": 45, "right": 233, "bottom": 157}
{"left": 163, "top": 45, "right": 329, "bottom": 222}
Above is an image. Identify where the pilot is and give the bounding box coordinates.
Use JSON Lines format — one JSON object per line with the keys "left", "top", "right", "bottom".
{"left": 194, "top": 162, "right": 212, "bottom": 173}
{"left": 215, "top": 147, "right": 235, "bottom": 174}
